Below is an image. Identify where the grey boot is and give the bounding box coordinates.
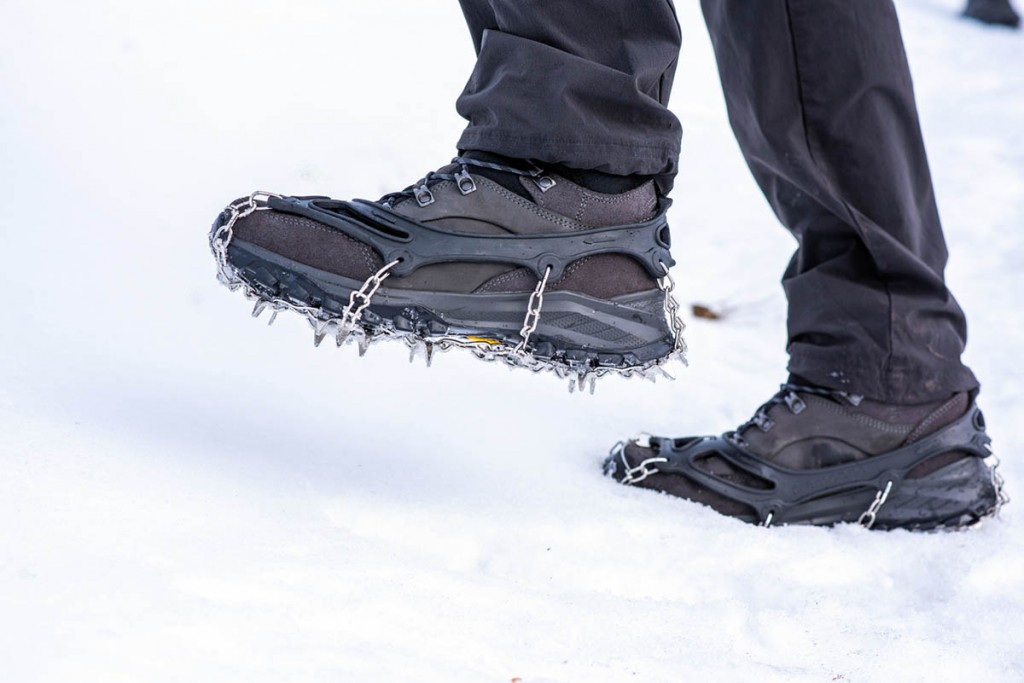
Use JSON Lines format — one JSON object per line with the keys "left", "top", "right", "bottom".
{"left": 210, "top": 157, "right": 684, "bottom": 385}
{"left": 605, "top": 383, "right": 1006, "bottom": 530}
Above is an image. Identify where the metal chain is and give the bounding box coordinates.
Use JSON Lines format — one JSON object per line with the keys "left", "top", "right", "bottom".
{"left": 620, "top": 456, "right": 668, "bottom": 485}
{"left": 858, "top": 480, "right": 894, "bottom": 529}
{"left": 658, "top": 262, "right": 686, "bottom": 355}
{"left": 984, "top": 447, "right": 1010, "bottom": 519}
{"left": 513, "top": 265, "right": 552, "bottom": 355}
{"left": 338, "top": 259, "right": 402, "bottom": 332}
{"left": 210, "top": 191, "right": 280, "bottom": 285}
{"left": 607, "top": 441, "right": 667, "bottom": 485}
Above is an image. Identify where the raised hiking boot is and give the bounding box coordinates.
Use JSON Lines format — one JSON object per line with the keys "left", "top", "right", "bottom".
{"left": 209, "top": 156, "right": 685, "bottom": 389}
{"left": 605, "top": 383, "right": 1008, "bottom": 530}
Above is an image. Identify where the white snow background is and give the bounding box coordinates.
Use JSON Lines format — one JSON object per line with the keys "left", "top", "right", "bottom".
{"left": 1, "top": 1, "right": 1022, "bottom": 681}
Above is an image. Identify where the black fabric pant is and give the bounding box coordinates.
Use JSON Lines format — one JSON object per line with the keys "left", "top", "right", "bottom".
{"left": 455, "top": 0, "right": 978, "bottom": 404}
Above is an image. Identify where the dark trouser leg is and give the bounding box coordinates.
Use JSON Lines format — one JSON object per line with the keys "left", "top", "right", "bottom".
{"left": 456, "top": 0, "right": 683, "bottom": 188}
{"left": 700, "top": 0, "right": 978, "bottom": 404}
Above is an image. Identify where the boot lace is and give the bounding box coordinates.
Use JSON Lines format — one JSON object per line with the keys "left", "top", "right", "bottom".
{"left": 379, "top": 156, "right": 556, "bottom": 208}
{"left": 727, "top": 383, "right": 864, "bottom": 446}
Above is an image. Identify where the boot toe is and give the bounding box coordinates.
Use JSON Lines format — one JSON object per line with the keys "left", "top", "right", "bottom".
{"left": 232, "top": 208, "right": 383, "bottom": 281}
{"left": 607, "top": 438, "right": 761, "bottom": 521}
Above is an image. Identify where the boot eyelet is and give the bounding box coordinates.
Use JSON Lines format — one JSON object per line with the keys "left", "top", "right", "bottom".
{"left": 414, "top": 186, "right": 434, "bottom": 207}
{"left": 784, "top": 394, "right": 807, "bottom": 414}
{"left": 726, "top": 432, "right": 747, "bottom": 447}
{"left": 533, "top": 175, "right": 556, "bottom": 192}
{"left": 455, "top": 169, "right": 477, "bottom": 195}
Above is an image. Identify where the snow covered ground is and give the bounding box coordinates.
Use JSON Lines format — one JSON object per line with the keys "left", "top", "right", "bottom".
{"left": 1, "top": 1, "right": 1022, "bottom": 680}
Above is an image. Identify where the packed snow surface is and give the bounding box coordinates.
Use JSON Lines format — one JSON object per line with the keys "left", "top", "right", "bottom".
{"left": 1, "top": 1, "right": 1022, "bottom": 681}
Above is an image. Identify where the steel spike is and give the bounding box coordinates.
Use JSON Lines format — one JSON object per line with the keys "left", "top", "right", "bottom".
{"left": 357, "top": 333, "right": 371, "bottom": 357}
{"left": 313, "top": 331, "right": 326, "bottom": 347}
{"left": 252, "top": 300, "right": 268, "bottom": 318}
{"left": 577, "top": 372, "right": 589, "bottom": 396}
{"left": 267, "top": 310, "right": 279, "bottom": 326}
{"left": 424, "top": 342, "right": 434, "bottom": 367}
{"left": 336, "top": 325, "right": 351, "bottom": 347}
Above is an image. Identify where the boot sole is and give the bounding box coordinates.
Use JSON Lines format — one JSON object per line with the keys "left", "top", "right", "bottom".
{"left": 226, "top": 239, "right": 677, "bottom": 370}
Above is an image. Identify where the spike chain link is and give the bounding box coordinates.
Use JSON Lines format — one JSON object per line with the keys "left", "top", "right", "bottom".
{"left": 609, "top": 441, "right": 667, "bottom": 485}
{"left": 337, "top": 259, "right": 401, "bottom": 338}
{"left": 857, "top": 480, "right": 894, "bottom": 529}
{"left": 658, "top": 262, "right": 687, "bottom": 356}
{"left": 210, "top": 191, "right": 281, "bottom": 286}
{"left": 513, "top": 265, "right": 552, "bottom": 355}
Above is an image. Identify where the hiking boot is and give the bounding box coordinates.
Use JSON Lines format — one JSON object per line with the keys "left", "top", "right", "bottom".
{"left": 605, "top": 383, "right": 1007, "bottom": 530}
{"left": 963, "top": 0, "right": 1021, "bottom": 27}
{"left": 209, "top": 155, "right": 684, "bottom": 387}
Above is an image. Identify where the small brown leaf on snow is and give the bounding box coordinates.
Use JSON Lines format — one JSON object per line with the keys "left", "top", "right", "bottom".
{"left": 691, "top": 303, "right": 723, "bottom": 320}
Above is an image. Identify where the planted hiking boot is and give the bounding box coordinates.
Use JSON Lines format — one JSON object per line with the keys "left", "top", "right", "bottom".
{"left": 209, "top": 156, "right": 684, "bottom": 387}
{"left": 605, "top": 383, "right": 1007, "bottom": 530}
{"left": 963, "top": 0, "right": 1021, "bottom": 27}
